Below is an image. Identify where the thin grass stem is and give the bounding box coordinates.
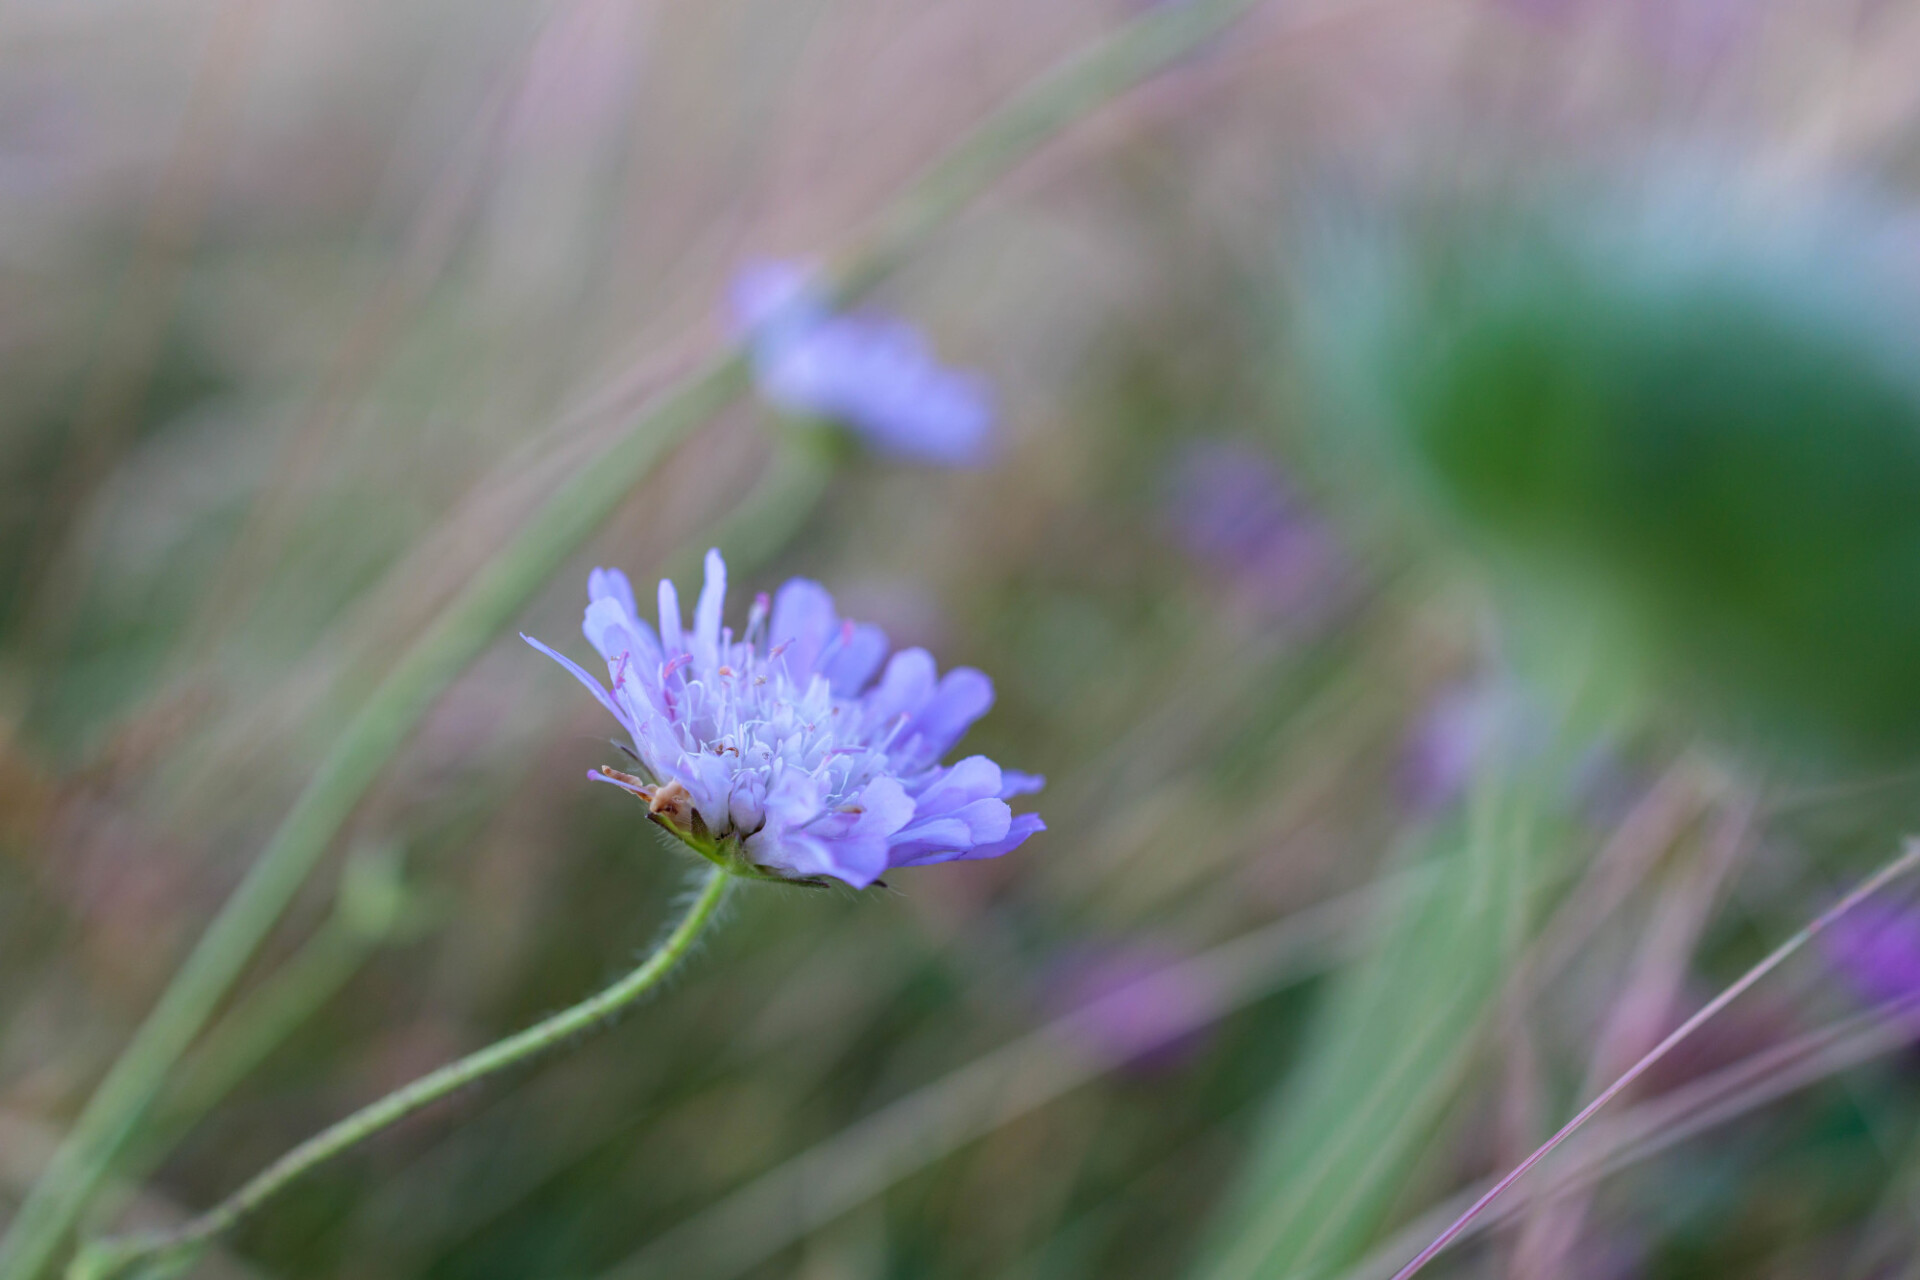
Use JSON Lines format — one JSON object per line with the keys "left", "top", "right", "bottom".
{"left": 0, "top": 1, "right": 1291, "bottom": 1275}
{"left": 1384, "top": 839, "right": 1920, "bottom": 1280}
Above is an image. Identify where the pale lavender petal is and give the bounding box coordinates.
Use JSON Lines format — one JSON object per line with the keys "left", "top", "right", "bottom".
{"left": 588, "top": 566, "right": 640, "bottom": 624}
{"left": 948, "top": 796, "right": 1011, "bottom": 843}
{"left": 893, "top": 797, "right": 1008, "bottom": 847}
{"left": 523, "top": 634, "right": 630, "bottom": 731}
{"left": 813, "top": 836, "right": 893, "bottom": 887}
{"left": 852, "top": 774, "right": 916, "bottom": 837}
{"left": 797, "top": 774, "right": 915, "bottom": 843}
{"left": 912, "top": 756, "right": 1002, "bottom": 815}
{"left": 907, "top": 668, "right": 994, "bottom": 761}
{"left": 890, "top": 816, "right": 970, "bottom": 849}
{"left": 583, "top": 596, "right": 662, "bottom": 669}
{"left": 769, "top": 578, "right": 838, "bottom": 674}
{"left": 749, "top": 831, "right": 839, "bottom": 880}
{"left": 692, "top": 547, "right": 727, "bottom": 673}
{"left": 819, "top": 622, "right": 889, "bottom": 697}
{"left": 867, "top": 648, "right": 938, "bottom": 724}
{"left": 999, "top": 770, "right": 1046, "bottom": 798}
{"left": 657, "top": 577, "right": 684, "bottom": 657}
{"left": 888, "top": 799, "right": 1011, "bottom": 865}
{"left": 969, "top": 812, "right": 1045, "bottom": 859}
{"left": 675, "top": 751, "right": 733, "bottom": 831}
{"left": 762, "top": 765, "right": 828, "bottom": 830}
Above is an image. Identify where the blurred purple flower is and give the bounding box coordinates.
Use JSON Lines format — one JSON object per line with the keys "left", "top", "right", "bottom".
{"left": 1823, "top": 901, "right": 1920, "bottom": 1009}
{"left": 729, "top": 259, "right": 995, "bottom": 467}
{"left": 526, "top": 550, "right": 1043, "bottom": 889}
{"left": 1505, "top": 0, "right": 1752, "bottom": 73}
{"left": 1397, "top": 682, "right": 1505, "bottom": 816}
{"left": 1165, "top": 440, "right": 1339, "bottom": 614}
{"left": 1046, "top": 944, "right": 1215, "bottom": 1074}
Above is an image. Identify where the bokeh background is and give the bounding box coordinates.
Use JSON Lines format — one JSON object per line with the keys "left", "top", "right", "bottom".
{"left": 11, "top": 2, "right": 1920, "bottom": 1278}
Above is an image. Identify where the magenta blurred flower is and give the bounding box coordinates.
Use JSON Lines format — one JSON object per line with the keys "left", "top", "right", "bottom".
{"left": 1165, "top": 440, "right": 1339, "bottom": 614}
{"left": 526, "top": 550, "right": 1043, "bottom": 888}
{"left": 730, "top": 259, "right": 995, "bottom": 466}
{"left": 1823, "top": 901, "right": 1920, "bottom": 1009}
{"left": 1046, "top": 944, "right": 1215, "bottom": 1073}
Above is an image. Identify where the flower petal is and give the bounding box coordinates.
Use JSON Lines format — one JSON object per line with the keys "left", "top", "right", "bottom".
{"left": 895, "top": 813, "right": 1044, "bottom": 868}
{"left": 998, "top": 770, "right": 1046, "bottom": 798}
{"left": 962, "top": 812, "right": 1045, "bottom": 860}
{"left": 583, "top": 596, "right": 662, "bottom": 669}
{"left": 693, "top": 548, "right": 727, "bottom": 674}
{"left": 588, "top": 567, "right": 640, "bottom": 626}
{"left": 912, "top": 756, "right": 1002, "bottom": 815}
{"left": 673, "top": 750, "right": 734, "bottom": 832}
{"left": 820, "top": 622, "right": 889, "bottom": 697}
{"left": 866, "top": 647, "right": 938, "bottom": 725}
{"left": 523, "top": 634, "right": 630, "bottom": 732}
{"left": 657, "top": 576, "right": 684, "bottom": 657}
{"left": 906, "top": 668, "right": 994, "bottom": 762}
{"left": 769, "top": 578, "right": 839, "bottom": 674}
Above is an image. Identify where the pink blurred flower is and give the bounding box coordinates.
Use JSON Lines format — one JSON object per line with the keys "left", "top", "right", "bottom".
{"left": 1164, "top": 440, "right": 1341, "bottom": 616}
{"left": 1044, "top": 943, "right": 1215, "bottom": 1074}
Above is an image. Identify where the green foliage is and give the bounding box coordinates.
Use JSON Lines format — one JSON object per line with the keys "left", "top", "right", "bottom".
{"left": 1198, "top": 776, "right": 1556, "bottom": 1280}
{"left": 1350, "top": 204, "right": 1920, "bottom": 763}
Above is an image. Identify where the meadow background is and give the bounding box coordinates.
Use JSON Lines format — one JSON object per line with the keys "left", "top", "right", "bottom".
{"left": 8, "top": 2, "right": 1920, "bottom": 1278}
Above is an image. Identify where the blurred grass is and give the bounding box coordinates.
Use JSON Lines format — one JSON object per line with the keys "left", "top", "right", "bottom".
{"left": 11, "top": 3, "right": 1920, "bottom": 1280}
{"left": 1199, "top": 767, "right": 1557, "bottom": 1280}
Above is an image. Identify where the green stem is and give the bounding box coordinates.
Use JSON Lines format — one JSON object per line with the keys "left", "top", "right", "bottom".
{"left": 0, "top": 0, "right": 1283, "bottom": 1274}
{"left": 71, "top": 867, "right": 732, "bottom": 1280}
{"left": 0, "top": 353, "right": 744, "bottom": 1280}
{"left": 113, "top": 849, "right": 420, "bottom": 1203}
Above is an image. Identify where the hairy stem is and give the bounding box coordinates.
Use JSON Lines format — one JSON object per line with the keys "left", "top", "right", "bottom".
{"left": 71, "top": 867, "right": 731, "bottom": 1280}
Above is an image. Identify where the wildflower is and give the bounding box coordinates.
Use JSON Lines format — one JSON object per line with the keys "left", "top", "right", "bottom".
{"left": 526, "top": 550, "right": 1043, "bottom": 888}
{"left": 1822, "top": 900, "right": 1920, "bottom": 1009}
{"left": 1397, "top": 682, "right": 1505, "bottom": 816}
{"left": 1044, "top": 943, "right": 1214, "bottom": 1074}
{"left": 729, "top": 259, "right": 995, "bottom": 467}
{"left": 1165, "top": 440, "right": 1340, "bottom": 615}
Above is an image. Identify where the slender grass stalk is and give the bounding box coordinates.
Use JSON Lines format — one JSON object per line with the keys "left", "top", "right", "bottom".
{"left": 109, "top": 846, "right": 425, "bottom": 1206}
{"left": 0, "top": 1, "right": 1293, "bottom": 1275}
{"left": 0, "top": 352, "right": 744, "bottom": 1280}
{"left": 1337, "top": 991, "right": 1920, "bottom": 1280}
{"left": 1384, "top": 839, "right": 1920, "bottom": 1280}
{"left": 1200, "top": 762, "right": 1554, "bottom": 1280}
{"left": 69, "top": 867, "right": 731, "bottom": 1280}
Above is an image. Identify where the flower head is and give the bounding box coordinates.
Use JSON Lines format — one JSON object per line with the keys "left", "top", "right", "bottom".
{"left": 1165, "top": 440, "right": 1340, "bottom": 615}
{"left": 1043, "top": 943, "right": 1214, "bottom": 1075}
{"left": 730, "top": 259, "right": 995, "bottom": 467}
{"left": 526, "top": 550, "right": 1043, "bottom": 888}
{"left": 1823, "top": 900, "right": 1920, "bottom": 1009}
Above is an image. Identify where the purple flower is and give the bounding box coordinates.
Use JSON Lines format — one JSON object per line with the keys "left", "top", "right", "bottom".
{"left": 525, "top": 550, "right": 1043, "bottom": 888}
{"left": 1044, "top": 944, "right": 1215, "bottom": 1074}
{"left": 1397, "top": 682, "right": 1506, "bottom": 816}
{"left": 1823, "top": 901, "right": 1920, "bottom": 1008}
{"left": 730, "top": 259, "right": 995, "bottom": 467}
{"left": 1165, "top": 441, "right": 1340, "bottom": 614}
